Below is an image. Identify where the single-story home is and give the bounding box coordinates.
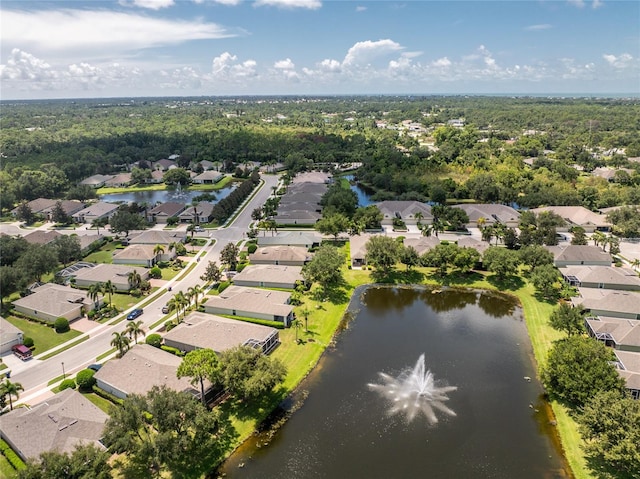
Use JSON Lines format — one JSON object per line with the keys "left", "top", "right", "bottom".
{"left": 10, "top": 198, "right": 57, "bottom": 217}
{"left": 146, "top": 202, "right": 187, "bottom": 223}
{"left": 198, "top": 160, "right": 215, "bottom": 171}
{"left": 103, "top": 172, "right": 132, "bottom": 188}
{"left": 613, "top": 350, "right": 640, "bottom": 400}
{"left": 233, "top": 264, "right": 303, "bottom": 289}
{"left": 591, "top": 167, "right": 635, "bottom": 182}
{"left": 0, "top": 316, "right": 24, "bottom": 355}
{"left": 403, "top": 236, "right": 441, "bottom": 255}
{"left": 94, "top": 344, "right": 203, "bottom": 400}
{"left": 0, "top": 389, "right": 108, "bottom": 462}
{"left": 376, "top": 201, "right": 433, "bottom": 226}
{"left": 203, "top": 285, "right": 294, "bottom": 326}
{"left": 572, "top": 288, "right": 640, "bottom": 320}
{"left": 127, "top": 230, "right": 186, "bottom": 245}
{"left": 560, "top": 265, "right": 640, "bottom": 291}
{"left": 292, "top": 171, "right": 331, "bottom": 184}
{"left": 249, "top": 246, "right": 311, "bottom": 266}
{"left": 349, "top": 233, "right": 380, "bottom": 268}
{"left": 530, "top": 206, "right": 611, "bottom": 232}
{"left": 452, "top": 203, "right": 521, "bottom": 228}
{"left": 192, "top": 171, "right": 224, "bottom": 184}
{"left": 547, "top": 245, "right": 613, "bottom": 267}
{"left": 145, "top": 170, "right": 165, "bottom": 184}
{"left": 12, "top": 283, "right": 98, "bottom": 323}
{"left": 73, "top": 264, "right": 149, "bottom": 291}
{"left": 178, "top": 202, "right": 215, "bottom": 224}
{"left": 40, "top": 200, "right": 86, "bottom": 221}
{"left": 163, "top": 312, "right": 280, "bottom": 355}
{"left": 586, "top": 315, "right": 640, "bottom": 352}
{"left": 278, "top": 191, "right": 324, "bottom": 206}
{"left": 112, "top": 244, "right": 175, "bottom": 267}
{"left": 152, "top": 159, "right": 177, "bottom": 171}
{"left": 273, "top": 210, "right": 322, "bottom": 225}
{"left": 257, "top": 231, "right": 323, "bottom": 248}
{"left": 456, "top": 236, "right": 490, "bottom": 255}
{"left": 23, "top": 230, "right": 63, "bottom": 246}
{"left": 79, "top": 174, "right": 114, "bottom": 188}
{"left": 72, "top": 201, "right": 120, "bottom": 223}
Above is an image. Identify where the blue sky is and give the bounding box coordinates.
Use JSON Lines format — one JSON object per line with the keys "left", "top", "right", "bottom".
{"left": 1, "top": 0, "right": 638, "bottom": 99}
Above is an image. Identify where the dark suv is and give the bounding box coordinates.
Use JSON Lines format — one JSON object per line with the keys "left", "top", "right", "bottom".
{"left": 127, "top": 308, "right": 143, "bottom": 320}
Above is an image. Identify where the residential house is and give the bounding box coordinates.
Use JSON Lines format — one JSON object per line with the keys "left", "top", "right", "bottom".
{"left": 10, "top": 198, "right": 57, "bottom": 217}
{"left": 103, "top": 172, "right": 132, "bottom": 188}
{"left": 249, "top": 246, "right": 311, "bottom": 266}
{"left": 72, "top": 201, "right": 119, "bottom": 223}
{"left": 273, "top": 210, "right": 322, "bottom": 225}
{"left": 376, "top": 201, "right": 433, "bottom": 226}
{"left": 23, "top": 230, "right": 63, "bottom": 246}
{"left": 613, "top": 350, "right": 640, "bottom": 400}
{"left": 178, "top": 202, "right": 215, "bottom": 224}
{"left": 403, "top": 236, "right": 441, "bottom": 255}
{"left": 349, "top": 233, "right": 379, "bottom": 268}
{"left": 192, "top": 171, "right": 224, "bottom": 184}
{"left": 94, "top": 344, "right": 204, "bottom": 400}
{"left": 547, "top": 245, "right": 613, "bottom": 267}
{"left": 40, "top": 200, "right": 85, "bottom": 221}
{"left": 530, "top": 206, "right": 611, "bottom": 232}
{"left": 146, "top": 202, "right": 187, "bottom": 224}
{"left": 163, "top": 312, "right": 280, "bottom": 355}
{"left": 77, "top": 234, "right": 104, "bottom": 255}
{"left": 79, "top": 174, "right": 114, "bottom": 188}
{"left": 73, "top": 264, "right": 149, "bottom": 291}
{"left": 12, "top": 283, "right": 97, "bottom": 323}
{"left": 112, "top": 244, "right": 175, "bottom": 267}
{"left": 591, "top": 167, "right": 635, "bottom": 182}
{"left": 456, "top": 236, "right": 490, "bottom": 255}
{"left": 128, "top": 230, "right": 186, "bottom": 245}
{"left": 560, "top": 266, "right": 640, "bottom": 291}
{"left": 292, "top": 171, "right": 331, "bottom": 184}
{"left": 145, "top": 170, "right": 165, "bottom": 184}
{"left": 572, "top": 288, "right": 640, "bottom": 320}
{"left": 198, "top": 160, "right": 215, "bottom": 171}
{"left": 586, "top": 315, "right": 640, "bottom": 353}
{"left": 0, "top": 316, "right": 24, "bottom": 355}
{"left": 257, "top": 231, "right": 323, "bottom": 248}
{"left": 152, "top": 159, "right": 177, "bottom": 171}
{"left": 0, "top": 389, "right": 108, "bottom": 462}
{"left": 452, "top": 203, "right": 521, "bottom": 228}
{"left": 203, "top": 285, "right": 294, "bottom": 326}
{"left": 233, "top": 265, "right": 303, "bottom": 289}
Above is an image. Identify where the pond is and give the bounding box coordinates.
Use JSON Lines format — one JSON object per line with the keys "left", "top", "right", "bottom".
{"left": 217, "top": 286, "right": 571, "bottom": 479}
{"left": 99, "top": 184, "right": 234, "bottom": 205}
{"left": 345, "top": 174, "right": 375, "bottom": 207}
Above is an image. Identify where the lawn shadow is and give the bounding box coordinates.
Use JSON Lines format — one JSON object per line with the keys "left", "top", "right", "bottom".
{"left": 369, "top": 268, "right": 425, "bottom": 284}
{"left": 486, "top": 274, "right": 525, "bottom": 291}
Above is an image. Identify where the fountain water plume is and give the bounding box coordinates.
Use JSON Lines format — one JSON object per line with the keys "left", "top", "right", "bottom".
{"left": 368, "top": 354, "right": 457, "bottom": 424}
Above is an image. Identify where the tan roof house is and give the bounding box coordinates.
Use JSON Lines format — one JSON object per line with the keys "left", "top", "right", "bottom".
{"left": 23, "top": 230, "right": 63, "bottom": 245}
{"left": 452, "top": 203, "right": 521, "bottom": 228}
{"left": 376, "top": 201, "right": 433, "bottom": 225}
{"left": 72, "top": 201, "right": 120, "bottom": 223}
{"left": 128, "top": 230, "right": 186, "bottom": 245}
{"left": 349, "top": 233, "right": 380, "bottom": 267}
{"left": 79, "top": 174, "right": 114, "bottom": 188}
{"left": 560, "top": 266, "right": 640, "bottom": 291}
{"left": 12, "top": 283, "right": 98, "bottom": 323}
{"left": 233, "top": 264, "right": 303, "bottom": 289}
{"left": 572, "top": 288, "right": 640, "bottom": 320}
{"left": 163, "top": 312, "right": 280, "bottom": 355}
{"left": 547, "top": 245, "right": 613, "bottom": 267}
{"left": 530, "top": 206, "right": 611, "bottom": 232}
{"left": 40, "top": 200, "right": 85, "bottom": 221}
{"left": 613, "top": 350, "right": 640, "bottom": 400}
{"left": 0, "top": 389, "right": 108, "bottom": 462}
{"left": 145, "top": 169, "right": 165, "bottom": 184}
{"left": 0, "top": 316, "right": 24, "bottom": 355}
{"left": 192, "top": 171, "right": 224, "bottom": 184}
{"left": 403, "top": 236, "right": 441, "bottom": 255}
{"left": 93, "top": 344, "right": 203, "bottom": 400}
{"left": 146, "top": 202, "right": 187, "bottom": 223}
{"left": 103, "top": 172, "right": 132, "bottom": 188}
{"left": 203, "top": 285, "right": 294, "bottom": 326}
{"left": 73, "top": 263, "right": 149, "bottom": 291}
{"left": 456, "top": 236, "right": 490, "bottom": 255}
{"left": 249, "top": 246, "right": 311, "bottom": 266}
{"left": 112, "top": 244, "right": 174, "bottom": 267}
{"left": 586, "top": 315, "right": 640, "bottom": 352}
{"left": 257, "top": 231, "right": 323, "bottom": 248}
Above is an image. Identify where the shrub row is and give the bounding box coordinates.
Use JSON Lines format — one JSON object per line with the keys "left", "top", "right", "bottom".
{"left": 161, "top": 345, "right": 184, "bottom": 357}
{"left": 92, "top": 386, "right": 123, "bottom": 406}
{"left": 0, "top": 439, "right": 26, "bottom": 471}
{"left": 227, "top": 316, "right": 285, "bottom": 329}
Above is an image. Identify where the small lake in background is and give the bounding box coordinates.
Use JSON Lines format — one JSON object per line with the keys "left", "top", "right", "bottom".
{"left": 217, "top": 286, "right": 570, "bottom": 479}
{"left": 345, "top": 174, "right": 375, "bottom": 207}
{"left": 99, "top": 185, "right": 234, "bottom": 205}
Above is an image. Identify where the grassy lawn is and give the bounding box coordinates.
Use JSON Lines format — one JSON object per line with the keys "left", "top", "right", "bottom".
{"left": 83, "top": 241, "right": 120, "bottom": 264}
{"left": 0, "top": 455, "right": 18, "bottom": 479}
{"left": 158, "top": 266, "right": 184, "bottom": 281}
{"left": 4, "top": 315, "right": 82, "bottom": 355}
{"left": 108, "top": 292, "right": 142, "bottom": 312}
{"left": 82, "top": 391, "right": 116, "bottom": 414}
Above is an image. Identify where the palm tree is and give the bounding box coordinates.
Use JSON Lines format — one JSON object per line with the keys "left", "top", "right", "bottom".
{"left": 631, "top": 258, "right": 640, "bottom": 271}
{"left": 2, "top": 379, "right": 24, "bottom": 411}
{"left": 110, "top": 331, "right": 131, "bottom": 357}
{"left": 167, "top": 295, "right": 181, "bottom": 323}
{"left": 153, "top": 244, "right": 165, "bottom": 256}
{"left": 591, "top": 231, "right": 606, "bottom": 250}
{"left": 88, "top": 283, "right": 103, "bottom": 310}
{"left": 432, "top": 218, "right": 445, "bottom": 238}
{"left": 187, "top": 285, "right": 204, "bottom": 308}
{"left": 103, "top": 280, "right": 116, "bottom": 306}
{"left": 421, "top": 224, "right": 433, "bottom": 237}
{"left": 292, "top": 318, "right": 302, "bottom": 343}
{"left": 414, "top": 211, "right": 424, "bottom": 228}
{"left": 300, "top": 306, "right": 311, "bottom": 332}
{"left": 91, "top": 217, "right": 108, "bottom": 235}
{"left": 477, "top": 217, "right": 487, "bottom": 231}
{"left": 125, "top": 320, "right": 146, "bottom": 344}
{"left": 127, "top": 270, "right": 142, "bottom": 290}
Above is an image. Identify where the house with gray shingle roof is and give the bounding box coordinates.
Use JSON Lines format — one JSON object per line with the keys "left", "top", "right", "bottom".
{"left": 146, "top": 202, "right": 187, "bottom": 223}
{"left": 452, "top": 203, "right": 521, "bottom": 228}
{"left": 12, "top": 283, "right": 97, "bottom": 323}
{"left": 10, "top": 198, "right": 57, "bottom": 217}
{"left": 0, "top": 316, "right": 24, "bottom": 355}
{"left": 376, "top": 201, "right": 433, "bottom": 226}
{"left": 572, "top": 288, "right": 640, "bottom": 320}
{"left": 233, "top": 264, "right": 303, "bottom": 289}
{"left": 613, "top": 350, "right": 640, "bottom": 400}
{"left": 249, "top": 246, "right": 311, "bottom": 266}
{"left": 530, "top": 206, "right": 611, "bottom": 233}
{"left": 192, "top": 171, "right": 224, "bottom": 184}
{"left": 79, "top": 174, "right": 114, "bottom": 188}
{"left": 203, "top": 285, "right": 294, "bottom": 326}
{"left": 72, "top": 201, "right": 120, "bottom": 223}
{"left": 152, "top": 159, "right": 177, "bottom": 171}
{"left": 0, "top": 389, "right": 108, "bottom": 462}
{"left": 178, "top": 202, "right": 215, "bottom": 223}
{"left": 586, "top": 316, "right": 640, "bottom": 353}
{"left": 163, "top": 312, "right": 280, "bottom": 355}
{"left": 547, "top": 245, "right": 613, "bottom": 267}
{"left": 73, "top": 263, "right": 149, "bottom": 291}
{"left": 560, "top": 266, "right": 640, "bottom": 291}
{"left": 128, "top": 230, "right": 186, "bottom": 245}
{"left": 257, "top": 231, "right": 322, "bottom": 248}
{"left": 94, "top": 344, "right": 204, "bottom": 400}
{"left": 103, "top": 172, "right": 132, "bottom": 188}
{"left": 403, "top": 236, "right": 440, "bottom": 255}
{"left": 23, "top": 230, "right": 63, "bottom": 245}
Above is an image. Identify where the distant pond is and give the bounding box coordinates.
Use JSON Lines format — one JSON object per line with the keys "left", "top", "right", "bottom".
{"left": 345, "top": 174, "right": 375, "bottom": 207}
{"left": 217, "top": 286, "right": 570, "bottom": 479}
{"left": 99, "top": 185, "right": 234, "bottom": 205}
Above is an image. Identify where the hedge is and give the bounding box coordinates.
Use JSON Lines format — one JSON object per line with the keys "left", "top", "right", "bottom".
{"left": 76, "top": 369, "right": 96, "bottom": 391}
{"left": 225, "top": 315, "right": 286, "bottom": 329}
{"left": 161, "top": 345, "right": 184, "bottom": 357}
{"left": 0, "top": 439, "right": 26, "bottom": 471}
{"left": 218, "top": 281, "right": 231, "bottom": 293}
{"left": 146, "top": 333, "right": 162, "bottom": 348}
{"left": 92, "top": 385, "right": 123, "bottom": 406}
{"left": 22, "top": 337, "right": 34, "bottom": 348}
{"left": 59, "top": 379, "right": 77, "bottom": 391}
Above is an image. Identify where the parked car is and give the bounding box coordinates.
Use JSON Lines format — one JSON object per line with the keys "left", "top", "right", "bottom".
{"left": 127, "top": 308, "right": 143, "bottom": 320}
{"left": 162, "top": 305, "right": 170, "bottom": 314}
{"left": 194, "top": 226, "right": 204, "bottom": 232}
{"left": 88, "top": 363, "right": 102, "bottom": 372}
{"left": 12, "top": 344, "right": 32, "bottom": 361}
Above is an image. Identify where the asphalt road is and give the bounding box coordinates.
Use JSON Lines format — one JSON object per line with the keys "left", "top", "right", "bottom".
{"left": 11, "top": 173, "right": 280, "bottom": 402}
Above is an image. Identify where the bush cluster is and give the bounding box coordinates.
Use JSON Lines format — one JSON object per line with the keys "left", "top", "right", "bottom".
{"left": 0, "top": 439, "right": 26, "bottom": 471}
{"left": 54, "top": 317, "right": 70, "bottom": 333}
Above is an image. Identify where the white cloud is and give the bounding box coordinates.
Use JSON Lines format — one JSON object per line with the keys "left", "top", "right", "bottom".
{"left": 119, "top": 0, "right": 175, "bottom": 10}
{"left": 254, "top": 0, "right": 322, "bottom": 9}
{"left": 0, "top": 48, "right": 56, "bottom": 81}
{"left": 1, "top": 8, "right": 236, "bottom": 61}
{"left": 274, "top": 58, "right": 295, "bottom": 70}
{"left": 592, "top": 0, "right": 604, "bottom": 8}
{"left": 212, "top": 52, "right": 238, "bottom": 74}
{"left": 356, "top": 6, "right": 367, "bottom": 12}
{"left": 525, "top": 24, "right": 552, "bottom": 31}
{"left": 211, "top": 52, "right": 257, "bottom": 79}
{"left": 318, "top": 59, "right": 341, "bottom": 72}
{"left": 342, "top": 39, "right": 403, "bottom": 67}
{"left": 567, "top": 0, "right": 585, "bottom": 8}
{"left": 603, "top": 53, "right": 633, "bottom": 68}
{"left": 432, "top": 57, "right": 452, "bottom": 68}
